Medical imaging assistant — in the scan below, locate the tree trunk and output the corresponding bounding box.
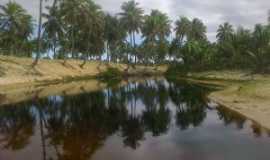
[71,28,75,58]
[125,33,133,72]
[80,57,87,68]
[129,33,133,63]
[107,42,110,62]
[80,53,88,69]
[32,0,43,67]
[97,55,102,71]
[133,31,136,65]
[53,45,56,59]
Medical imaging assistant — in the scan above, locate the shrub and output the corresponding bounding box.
[98,67,122,81]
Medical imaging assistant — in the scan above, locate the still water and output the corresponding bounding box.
[0,78,269,160]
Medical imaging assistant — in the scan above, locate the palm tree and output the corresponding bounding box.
[42,0,63,58]
[119,0,144,65]
[0,2,33,56]
[231,26,252,67]
[141,10,171,64]
[78,0,105,68]
[189,18,207,41]
[59,0,81,58]
[174,16,191,45]
[33,0,47,66]
[216,22,234,42]
[104,14,126,62]
[247,24,270,72]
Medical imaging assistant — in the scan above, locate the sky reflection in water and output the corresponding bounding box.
[0,78,269,160]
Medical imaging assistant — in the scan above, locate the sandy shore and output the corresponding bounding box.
[187,71,270,130]
[0,55,167,87]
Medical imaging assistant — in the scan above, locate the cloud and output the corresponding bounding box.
[1,0,270,41]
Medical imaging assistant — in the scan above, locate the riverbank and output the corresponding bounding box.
[186,70,270,130]
[0,77,164,106]
[0,55,168,87]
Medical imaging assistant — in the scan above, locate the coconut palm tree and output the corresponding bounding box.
[42,0,63,58]
[217,22,234,43]
[141,10,171,64]
[0,2,33,56]
[189,18,207,41]
[104,14,126,62]
[247,24,270,72]
[230,26,252,67]
[33,0,48,66]
[119,0,144,64]
[78,0,105,68]
[174,16,191,45]
[59,0,82,58]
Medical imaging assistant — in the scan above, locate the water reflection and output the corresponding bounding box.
[0,103,35,150]
[169,81,207,130]
[0,78,269,160]
[217,106,246,129]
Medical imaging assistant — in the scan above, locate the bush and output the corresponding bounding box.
[165,64,189,77]
[98,67,122,81]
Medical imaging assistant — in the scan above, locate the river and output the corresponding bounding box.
[0,78,269,160]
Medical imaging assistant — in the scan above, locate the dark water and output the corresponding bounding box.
[0,78,269,160]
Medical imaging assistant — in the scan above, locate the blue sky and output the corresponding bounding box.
[1,0,270,41]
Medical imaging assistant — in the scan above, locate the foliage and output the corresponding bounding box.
[0,2,33,56]
[98,67,123,82]
[141,10,171,64]
[119,0,144,64]
[0,1,270,73]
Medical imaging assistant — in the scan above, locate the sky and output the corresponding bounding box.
[1,0,270,41]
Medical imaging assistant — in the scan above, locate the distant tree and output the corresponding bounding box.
[141,10,171,64]
[119,0,144,65]
[104,14,126,62]
[59,0,82,58]
[59,0,105,68]
[33,0,47,66]
[248,24,270,72]
[171,16,191,60]
[0,2,33,56]
[189,18,207,41]
[42,0,63,58]
[231,26,252,68]
[77,0,105,68]
[217,22,234,43]
[174,16,191,45]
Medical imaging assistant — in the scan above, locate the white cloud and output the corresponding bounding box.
[1,0,270,41]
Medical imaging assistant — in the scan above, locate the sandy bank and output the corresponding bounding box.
[0,55,168,87]
[187,70,270,130]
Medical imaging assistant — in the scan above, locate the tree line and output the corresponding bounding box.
[0,0,270,72]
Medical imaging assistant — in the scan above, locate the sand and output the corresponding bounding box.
[0,55,168,87]
[187,70,270,130]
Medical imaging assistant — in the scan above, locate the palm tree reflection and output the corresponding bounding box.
[168,80,207,130]
[0,102,35,150]
[0,79,257,160]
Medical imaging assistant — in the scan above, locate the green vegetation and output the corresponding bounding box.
[1,0,270,73]
[97,67,122,81]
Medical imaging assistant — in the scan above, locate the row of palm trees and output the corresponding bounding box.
[0,0,270,71]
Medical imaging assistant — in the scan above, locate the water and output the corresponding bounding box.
[0,78,269,160]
